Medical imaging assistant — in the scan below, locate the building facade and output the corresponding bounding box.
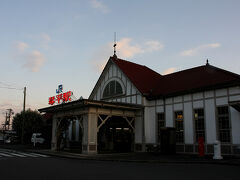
[39,55,240,155]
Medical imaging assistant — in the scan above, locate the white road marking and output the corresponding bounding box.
[16,152,39,157]
[29,153,49,157]
[7,152,27,157]
[0,151,50,158]
[0,153,14,157]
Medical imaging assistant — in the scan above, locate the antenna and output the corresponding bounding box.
[113,32,117,57]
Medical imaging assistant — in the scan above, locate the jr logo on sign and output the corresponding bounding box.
[56,84,63,94]
[48,84,73,105]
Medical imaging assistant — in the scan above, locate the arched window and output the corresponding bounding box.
[103,80,123,98]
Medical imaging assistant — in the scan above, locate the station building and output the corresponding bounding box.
[39,55,240,155]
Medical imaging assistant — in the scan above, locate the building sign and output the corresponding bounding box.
[48,84,73,105]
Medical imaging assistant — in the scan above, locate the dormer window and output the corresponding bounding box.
[103,80,123,98]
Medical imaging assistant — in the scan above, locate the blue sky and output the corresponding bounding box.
[1,0,240,125]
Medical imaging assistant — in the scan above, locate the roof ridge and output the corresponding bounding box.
[163,63,240,79]
[207,64,240,79]
[163,65,206,77]
[111,56,162,76]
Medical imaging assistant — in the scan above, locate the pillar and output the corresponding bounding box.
[82,113,98,154]
[51,116,58,150]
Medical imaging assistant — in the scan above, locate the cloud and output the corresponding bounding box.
[90,0,109,13]
[90,38,164,72]
[144,40,164,52]
[40,33,51,49]
[117,38,143,58]
[26,32,51,49]
[12,33,49,72]
[23,50,46,72]
[14,42,29,53]
[117,38,164,58]
[40,33,51,42]
[90,43,111,72]
[162,67,177,75]
[181,43,221,56]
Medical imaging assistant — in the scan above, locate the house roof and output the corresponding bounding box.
[112,56,162,95]
[111,56,240,99]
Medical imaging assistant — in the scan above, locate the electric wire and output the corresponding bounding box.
[0,81,23,90]
[0,86,23,90]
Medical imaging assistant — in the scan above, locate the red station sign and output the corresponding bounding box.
[48,85,73,105]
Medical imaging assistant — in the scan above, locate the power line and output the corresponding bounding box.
[0,86,23,90]
[0,81,12,86]
[0,81,23,90]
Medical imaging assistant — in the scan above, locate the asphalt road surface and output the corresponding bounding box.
[0,150,239,180]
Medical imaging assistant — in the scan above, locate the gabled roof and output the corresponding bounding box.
[111,56,162,95]
[151,64,240,98]
[111,56,240,99]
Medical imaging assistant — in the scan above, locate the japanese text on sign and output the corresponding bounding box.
[48,91,72,105]
[48,84,73,105]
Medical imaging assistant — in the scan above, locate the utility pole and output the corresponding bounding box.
[23,87,26,112]
[5,109,14,130]
[21,87,26,144]
[4,112,7,130]
[3,109,14,144]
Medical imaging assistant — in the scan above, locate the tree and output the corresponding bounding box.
[12,109,44,144]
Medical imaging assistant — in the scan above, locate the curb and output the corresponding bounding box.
[26,149,240,166]
[1,146,240,166]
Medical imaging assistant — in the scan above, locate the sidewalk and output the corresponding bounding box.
[1,144,240,166]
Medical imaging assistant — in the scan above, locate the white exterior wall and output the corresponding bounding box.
[142,87,240,147]
[144,106,156,143]
[184,102,194,144]
[166,104,174,127]
[91,62,142,104]
[135,116,143,143]
[205,98,216,144]
[231,107,240,144]
[229,86,240,145]
[90,60,240,152]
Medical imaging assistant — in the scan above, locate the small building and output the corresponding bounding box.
[39,55,240,155]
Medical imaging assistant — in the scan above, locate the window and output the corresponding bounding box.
[103,80,123,98]
[175,111,184,143]
[194,109,205,143]
[217,106,231,143]
[157,113,165,143]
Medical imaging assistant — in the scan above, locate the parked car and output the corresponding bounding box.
[0,136,4,144]
[4,137,11,144]
[31,133,45,146]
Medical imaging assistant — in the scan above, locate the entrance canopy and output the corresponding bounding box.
[38,99,143,114]
[38,99,143,154]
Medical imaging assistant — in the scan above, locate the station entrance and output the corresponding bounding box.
[97,115,135,153]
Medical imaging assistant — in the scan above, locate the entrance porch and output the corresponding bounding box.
[38,99,144,154]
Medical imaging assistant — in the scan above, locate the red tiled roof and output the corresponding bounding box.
[112,57,162,95]
[112,56,240,99]
[152,64,240,98]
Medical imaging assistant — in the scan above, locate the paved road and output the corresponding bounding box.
[0,149,49,158]
[0,150,239,180]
